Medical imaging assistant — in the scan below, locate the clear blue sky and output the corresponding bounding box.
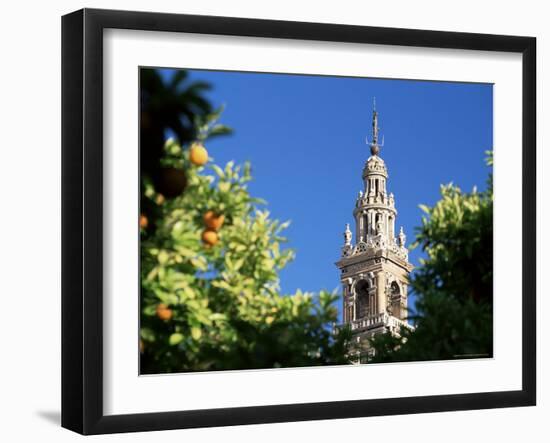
[158,68,493,316]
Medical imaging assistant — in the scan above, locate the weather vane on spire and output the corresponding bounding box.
[366,97,384,156]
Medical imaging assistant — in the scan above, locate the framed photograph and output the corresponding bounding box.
[62,8,536,435]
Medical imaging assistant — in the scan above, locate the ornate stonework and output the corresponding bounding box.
[335,102,414,363]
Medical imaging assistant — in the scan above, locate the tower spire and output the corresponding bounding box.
[368,98,383,156]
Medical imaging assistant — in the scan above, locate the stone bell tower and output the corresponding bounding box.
[335,101,413,362]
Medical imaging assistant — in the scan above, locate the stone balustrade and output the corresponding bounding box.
[336,313,414,333]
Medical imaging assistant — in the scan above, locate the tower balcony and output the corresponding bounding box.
[336,312,415,335]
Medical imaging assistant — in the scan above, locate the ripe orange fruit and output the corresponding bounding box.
[201,229,219,246]
[189,143,208,166]
[156,303,173,321]
[203,211,225,231]
[139,339,145,353]
[139,214,148,229]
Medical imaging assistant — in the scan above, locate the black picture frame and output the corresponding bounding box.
[62,8,536,435]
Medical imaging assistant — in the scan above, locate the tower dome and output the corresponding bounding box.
[363,155,388,180]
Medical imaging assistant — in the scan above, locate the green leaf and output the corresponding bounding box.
[211,164,225,178]
[419,204,431,214]
[232,258,245,271]
[169,333,184,346]
[210,124,233,137]
[140,328,155,342]
[190,257,208,271]
[191,327,202,340]
[158,250,169,264]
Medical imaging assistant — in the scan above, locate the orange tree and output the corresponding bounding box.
[139,71,350,373]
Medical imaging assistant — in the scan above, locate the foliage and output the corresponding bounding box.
[140,70,233,223]
[140,70,349,373]
[140,69,216,179]
[368,152,494,363]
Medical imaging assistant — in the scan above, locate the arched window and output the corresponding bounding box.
[355,280,370,319]
[389,281,402,318]
[390,281,400,298]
